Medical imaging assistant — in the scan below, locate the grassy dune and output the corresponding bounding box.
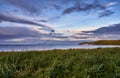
[0,48,120,78]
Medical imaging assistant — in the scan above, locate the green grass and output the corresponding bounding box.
[0,48,120,78]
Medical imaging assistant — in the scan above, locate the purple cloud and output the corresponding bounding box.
[62,0,114,17]
[80,23,120,39]
[0,12,53,31]
[4,0,40,14]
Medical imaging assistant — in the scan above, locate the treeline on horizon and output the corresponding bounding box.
[0,48,120,78]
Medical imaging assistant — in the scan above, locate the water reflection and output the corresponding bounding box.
[0,44,120,52]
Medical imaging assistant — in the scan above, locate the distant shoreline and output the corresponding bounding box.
[79,40,120,45]
[0,46,120,52]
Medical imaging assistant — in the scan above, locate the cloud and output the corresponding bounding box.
[1,0,116,19]
[3,0,62,15]
[36,19,48,23]
[99,10,114,17]
[1,23,120,43]
[0,0,119,42]
[0,26,75,43]
[4,0,40,14]
[81,23,120,40]
[105,2,118,7]
[0,12,53,31]
[6,38,25,42]
[62,0,114,17]
[0,27,42,40]
[52,4,62,10]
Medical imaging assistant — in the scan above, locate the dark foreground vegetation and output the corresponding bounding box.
[0,48,120,78]
[80,40,120,45]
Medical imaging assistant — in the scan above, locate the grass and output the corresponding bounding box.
[0,48,120,78]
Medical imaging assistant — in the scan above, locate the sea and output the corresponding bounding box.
[0,44,120,52]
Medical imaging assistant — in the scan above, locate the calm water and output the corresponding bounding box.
[0,44,120,52]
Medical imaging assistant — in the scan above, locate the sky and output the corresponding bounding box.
[0,0,120,44]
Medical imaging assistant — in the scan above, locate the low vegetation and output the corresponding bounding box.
[80,40,120,45]
[0,48,120,78]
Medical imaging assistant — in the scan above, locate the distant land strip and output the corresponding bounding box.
[79,40,120,45]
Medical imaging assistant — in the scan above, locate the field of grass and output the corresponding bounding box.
[80,40,120,45]
[0,48,120,78]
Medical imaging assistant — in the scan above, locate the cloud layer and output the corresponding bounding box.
[1,0,116,17]
[0,27,41,40]
[80,23,120,40]
[0,12,53,31]
[0,23,120,44]
[0,0,119,44]
[0,27,70,43]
